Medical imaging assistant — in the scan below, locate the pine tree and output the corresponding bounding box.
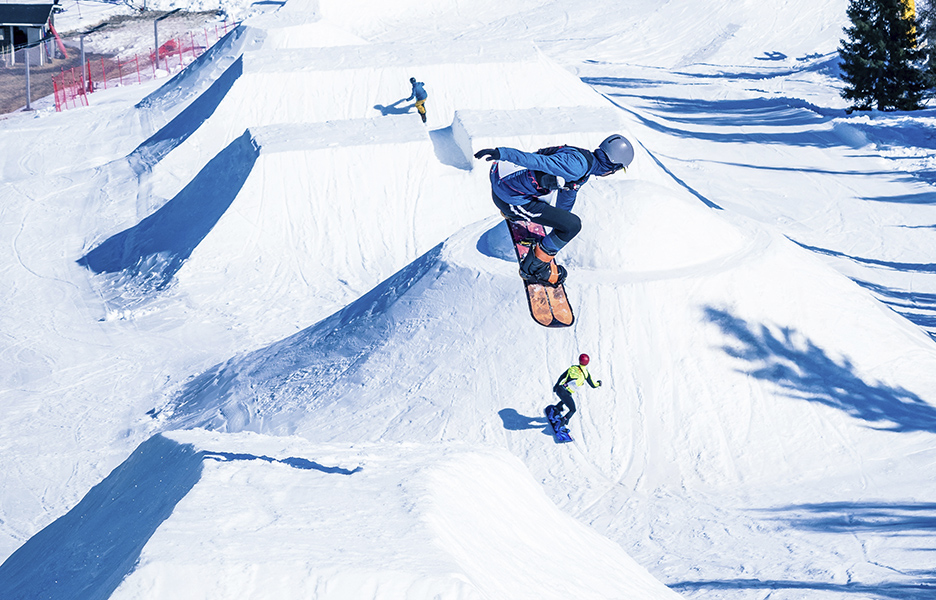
[839,0,928,112]
[917,0,936,87]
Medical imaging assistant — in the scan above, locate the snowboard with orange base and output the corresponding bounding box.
[505,218,574,328]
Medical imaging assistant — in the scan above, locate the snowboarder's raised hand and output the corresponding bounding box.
[474,148,500,161]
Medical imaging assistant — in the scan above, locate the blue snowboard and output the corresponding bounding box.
[545,406,573,443]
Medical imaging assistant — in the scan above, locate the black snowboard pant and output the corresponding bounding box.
[552,384,577,422]
[493,193,582,251]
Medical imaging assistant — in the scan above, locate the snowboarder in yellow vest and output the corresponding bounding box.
[549,353,602,426]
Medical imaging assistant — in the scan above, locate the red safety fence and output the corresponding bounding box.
[52,20,237,112]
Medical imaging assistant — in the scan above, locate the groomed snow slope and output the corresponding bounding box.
[1,431,683,600]
[149,171,936,594]
[3,0,936,599]
[141,30,608,206]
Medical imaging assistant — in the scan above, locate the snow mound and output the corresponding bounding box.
[567,179,750,275]
[0,431,682,600]
[460,178,751,277]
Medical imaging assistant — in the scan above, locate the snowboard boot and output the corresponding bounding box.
[519,243,567,286]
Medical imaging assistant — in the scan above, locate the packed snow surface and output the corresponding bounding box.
[3,0,936,599]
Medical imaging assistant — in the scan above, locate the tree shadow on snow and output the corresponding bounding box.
[787,239,936,342]
[672,502,936,598]
[671,576,936,599]
[703,306,936,433]
[854,279,936,342]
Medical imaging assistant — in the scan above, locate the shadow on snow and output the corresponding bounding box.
[203,451,362,475]
[497,408,552,437]
[128,56,243,174]
[671,577,936,599]
[77,131,259,292]
[671,503,936,598]
[703,307,936,433]
[0,434,361,600]
[0,435,202,600]
[790,239,936,342]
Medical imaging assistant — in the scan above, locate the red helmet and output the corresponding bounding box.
[578,353,590,366]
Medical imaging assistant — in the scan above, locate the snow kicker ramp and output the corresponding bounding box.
[149,172,936,591]
[0,431,683,600]
[142,36,609,201]
[80,115,494,347]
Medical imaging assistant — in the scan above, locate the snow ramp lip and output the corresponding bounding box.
[150,243,446,431]
[0,434,203,600]
[78,130,261,287]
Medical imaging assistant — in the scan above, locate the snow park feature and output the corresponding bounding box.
[3,0,936,599]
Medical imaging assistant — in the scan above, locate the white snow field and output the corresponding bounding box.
[3,0,936,599]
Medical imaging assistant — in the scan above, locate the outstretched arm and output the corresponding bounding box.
[496,147,590,182]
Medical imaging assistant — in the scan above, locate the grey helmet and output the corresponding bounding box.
[597,134,634,169]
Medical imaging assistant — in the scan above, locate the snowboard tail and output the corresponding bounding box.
[505,219,574,328]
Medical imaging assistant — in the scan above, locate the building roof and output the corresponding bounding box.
[0,4,54,27]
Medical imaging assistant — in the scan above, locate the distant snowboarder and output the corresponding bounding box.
[474,135,634,285]
[548,353,602,427]
[406,77,428,123]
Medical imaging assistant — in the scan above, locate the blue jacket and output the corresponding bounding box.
[489,146,595,210]
[407,81,427,101]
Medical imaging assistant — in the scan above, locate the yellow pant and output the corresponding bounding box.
[415,99,426,116]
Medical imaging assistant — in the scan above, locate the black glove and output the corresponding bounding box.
[474,148,500,161]
[596,380,602,387]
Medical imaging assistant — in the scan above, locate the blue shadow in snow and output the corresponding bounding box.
[77,131,259,290]
[704,307,936,433]
[0,435,364,600]
[791,239,936,274]
[613,96,842,147]
[764,501,936,534]
[152,244,447,431]
[203,451,362,475]
[641,145,722,209]
[671,502,936,598]
[374,98,413,116]
[755,51,788,61]
[862,191,936,204]
[128,56,243,173]
[790,240,936,340]
[626,95,839,126]
[854,280,936,339]
[498,408,550,434]
[0,435,203,600]
[671,577,936,598]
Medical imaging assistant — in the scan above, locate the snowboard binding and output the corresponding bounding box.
[519,241,567,286]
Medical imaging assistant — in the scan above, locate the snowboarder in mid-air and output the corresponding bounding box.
[406,77,428,123]
[548,353,602,427]
[474,134,634,285]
